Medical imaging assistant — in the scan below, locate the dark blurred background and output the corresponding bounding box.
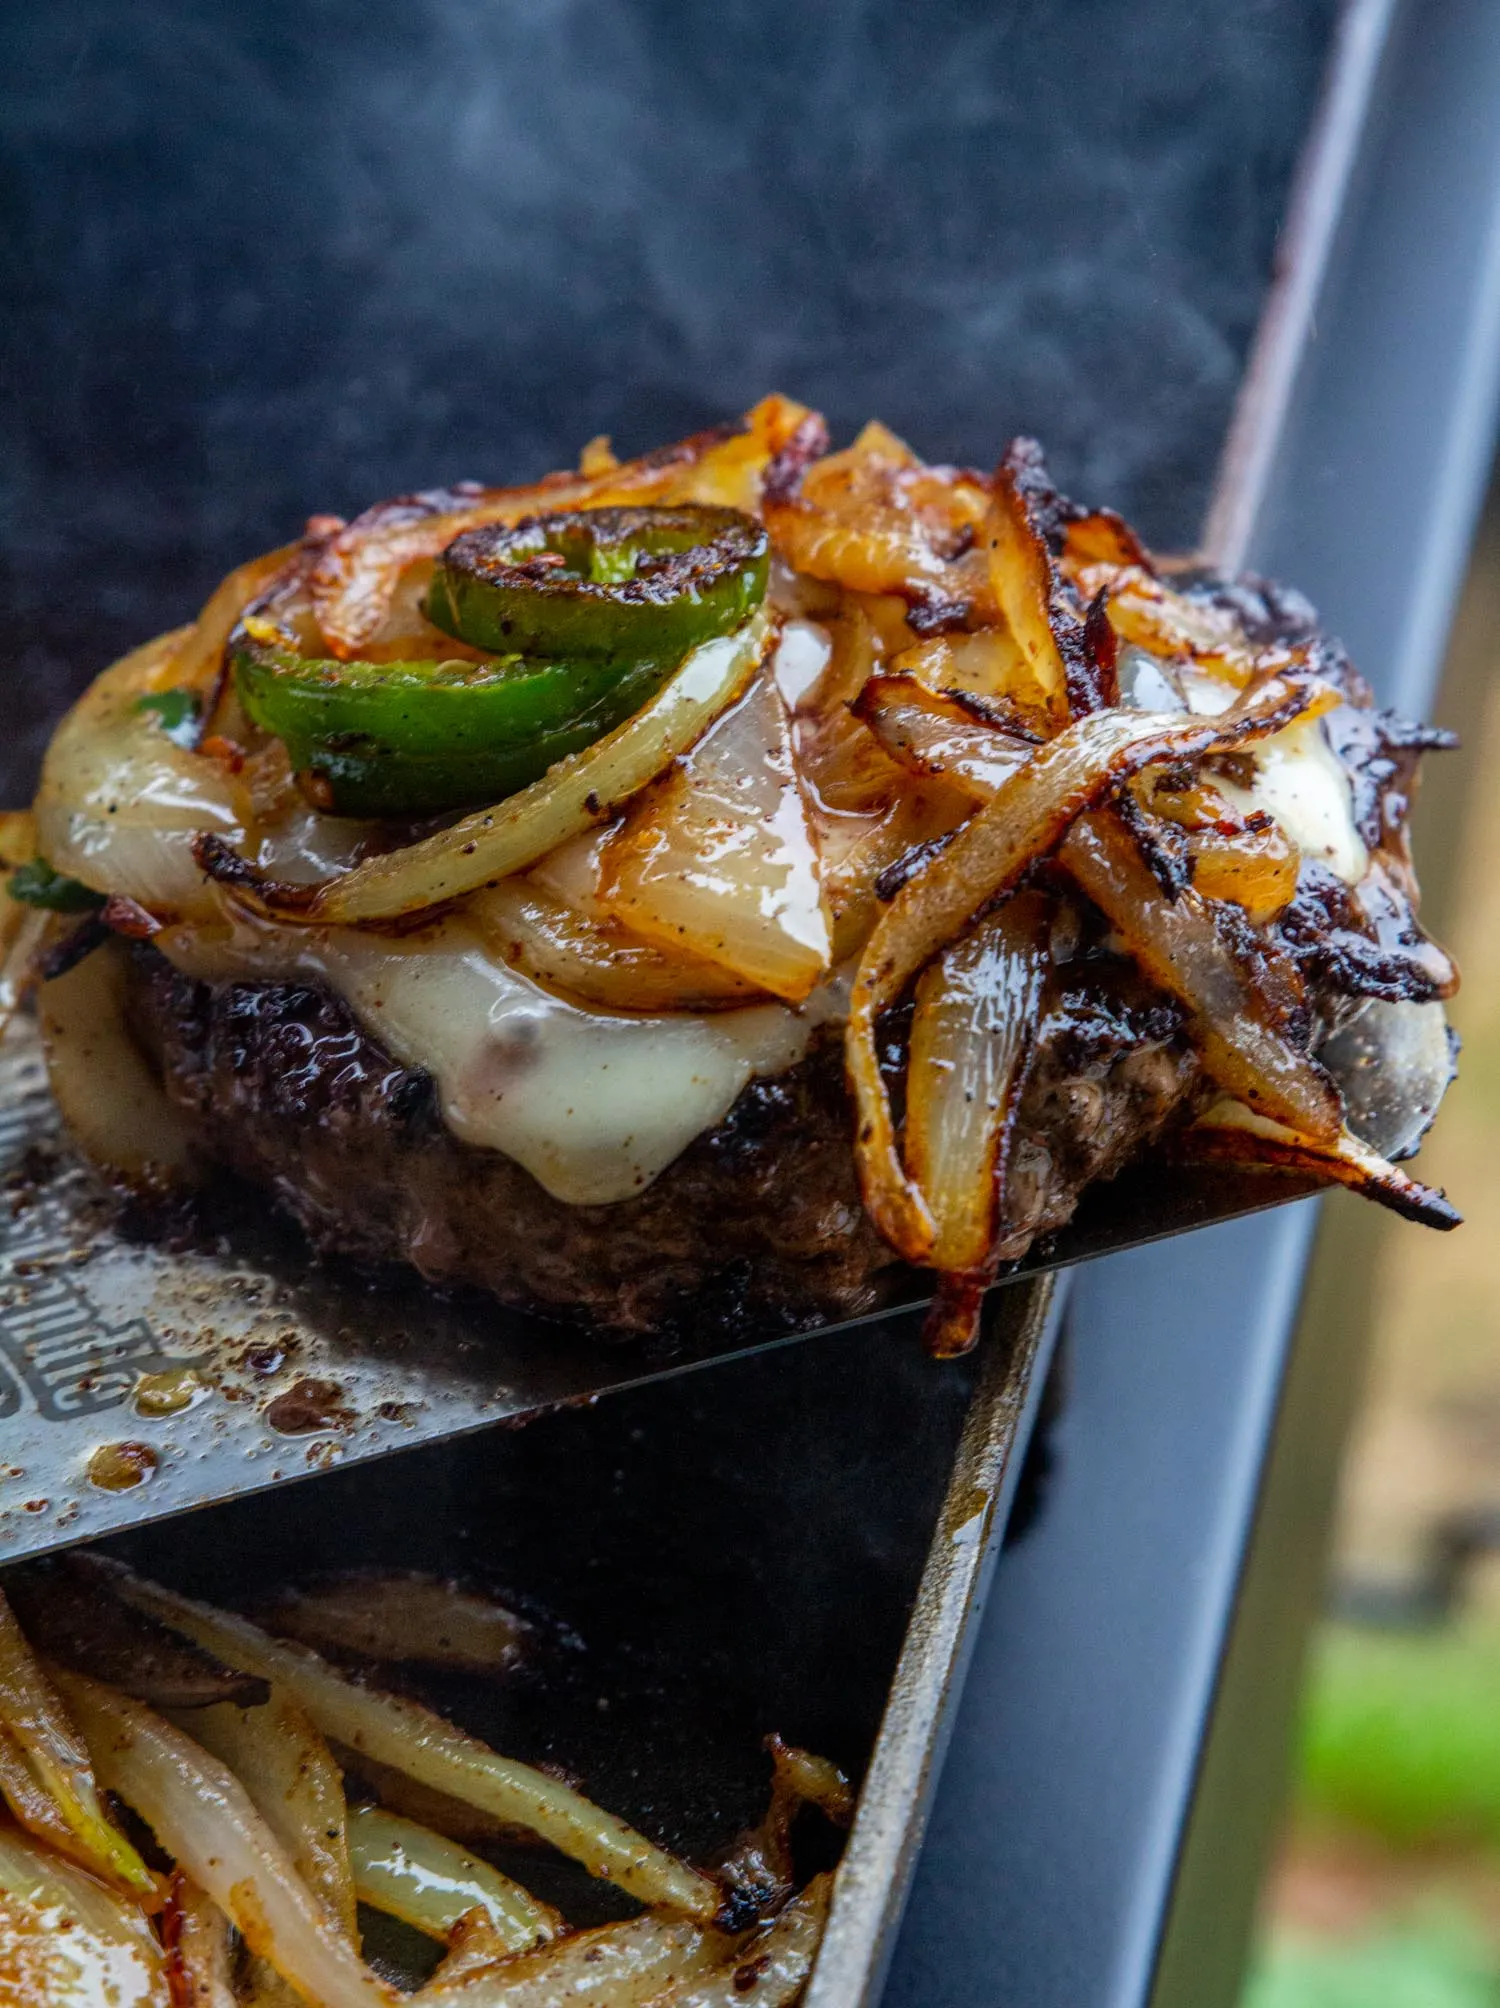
[0,0,1335,800]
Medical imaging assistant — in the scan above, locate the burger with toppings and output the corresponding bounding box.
[2,396,1460,1353]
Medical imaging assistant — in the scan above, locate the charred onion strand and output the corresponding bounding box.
[56,1671,397,2007]
[846,676,1327,1260]
[650,1874,832,2008]
[108,1570,723,1920]
[985,440,1090,725]
[865,679,1345,1142]
[1057,812,1341,1140]
[201,611,773,928]
[1184,1099,1460,1227]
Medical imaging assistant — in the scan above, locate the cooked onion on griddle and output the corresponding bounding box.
[0,1559,845,2006]
[12,399,1460,1351]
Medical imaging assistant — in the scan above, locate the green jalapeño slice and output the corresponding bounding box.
[233,505,768,819]
[424,505,769,662]
[234,638,675,819]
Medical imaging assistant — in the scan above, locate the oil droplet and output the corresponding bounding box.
[86,1442,159,1492]
[265,1378,352,1436]
[133,1366,208,1418]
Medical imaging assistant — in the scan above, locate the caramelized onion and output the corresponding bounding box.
[253,1573,537,1680]
[1057,812,1341,1141]
[888,628,1036,712]
[420,1911,739,2007]
[653,1874,831,2008]
[35,628,250,920]
[1182,818,1300,922]
[0,906,49,1046]
[0,812,36,870]
[172,1685,356,1938]
[984,444,1083,726]
[855,675,1036,798]
[205,611,773,928]
[0,1824,167,2008]
[1069,560,1296,696]
[763,422,992,620]
[165,543,301,700]
[599,668,831,1002]
[847,678,1325,1260]
[0,1722,84,1863]
[904,890,1050,1266]
[37,940,198,1191]
[165,1876,236,2008]
[471,881,762,1011]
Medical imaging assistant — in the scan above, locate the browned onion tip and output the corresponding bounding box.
[191,830,316,916]
[1183,1108,1461,1229]
[922,1276,987,1358]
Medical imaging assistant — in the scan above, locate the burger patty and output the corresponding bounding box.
[125,943,1204,1339]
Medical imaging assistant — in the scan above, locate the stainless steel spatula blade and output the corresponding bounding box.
[0,1016,1327,1562]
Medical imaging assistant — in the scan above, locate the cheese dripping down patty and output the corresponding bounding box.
[156,916,845,1205]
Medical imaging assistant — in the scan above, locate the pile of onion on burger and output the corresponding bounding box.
[1,395,1460,1353]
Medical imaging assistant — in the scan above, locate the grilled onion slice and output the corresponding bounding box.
[35,628,250,920]
[904,892,1050,1274]
[599,668,831,1002]
[419,1910,741,2007]
[170,1684,356,1938]
[0,1825,167,2008]
[347,1804,559,1951]
[471,882,763,1011]
[763,421,993,622]
[37,939,198,1191]
[0,1592,153,1897]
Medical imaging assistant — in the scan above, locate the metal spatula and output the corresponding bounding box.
[0,984,1448,1564]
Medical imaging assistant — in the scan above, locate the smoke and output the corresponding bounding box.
[0,0,1335,795]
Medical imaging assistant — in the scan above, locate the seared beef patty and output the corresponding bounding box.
[125,943,1204,1338]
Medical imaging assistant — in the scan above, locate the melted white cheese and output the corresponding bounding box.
[1172,665,1368,885]
[158,916,831,1204]
[1215,714,1368,886]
